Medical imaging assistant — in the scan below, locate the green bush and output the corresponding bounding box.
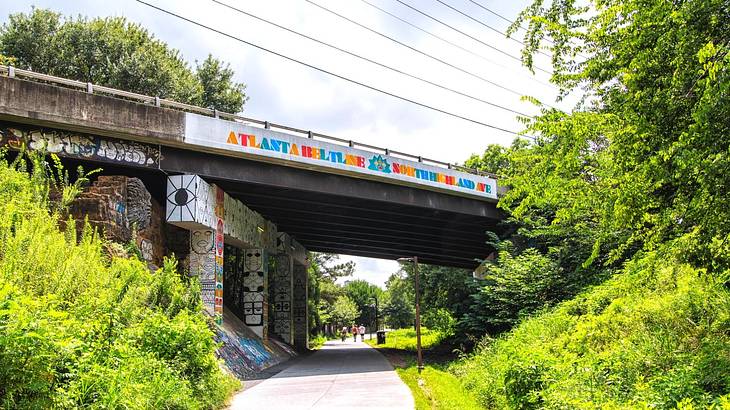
[453,239,730,409]
[422,308,456,337]
[0,155,238,409]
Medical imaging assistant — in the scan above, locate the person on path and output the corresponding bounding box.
[351,324,358,342]
[358,324,366,341]
[340,326,348,342]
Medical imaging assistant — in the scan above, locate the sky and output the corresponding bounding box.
[0,0,574,287]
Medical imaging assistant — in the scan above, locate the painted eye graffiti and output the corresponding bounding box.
[166,175,197,221]
[174,188,193,206]
[168,187,195,207]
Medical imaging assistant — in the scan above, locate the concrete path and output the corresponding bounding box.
[229,339,414,409]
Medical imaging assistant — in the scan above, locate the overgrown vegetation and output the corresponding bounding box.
[396,363,482,410]
[0,153,238,409]
[375,0,730,408]
[445,0,730,407]
[454,241,730,408]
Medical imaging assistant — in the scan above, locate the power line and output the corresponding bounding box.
[390,0,553,75]
[432,0,551,58]
[212,0,532,117]
[465,0,591,59]
[134,0,527,136]
[304,0,544,107]
[465,0,522,28]
[358,0,556,89]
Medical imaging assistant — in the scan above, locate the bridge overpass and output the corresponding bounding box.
[0,67,502,350]
[0,68,502,268]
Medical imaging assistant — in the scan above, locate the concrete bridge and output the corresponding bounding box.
[0,67,502,354]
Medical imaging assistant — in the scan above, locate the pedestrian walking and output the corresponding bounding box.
[351,324,358,342]
[340,326,348,342]
[358,324,366,341]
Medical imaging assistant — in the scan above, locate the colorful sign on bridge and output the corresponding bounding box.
[184,114,497,200]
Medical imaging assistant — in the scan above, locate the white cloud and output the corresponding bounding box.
[336,255,400,289]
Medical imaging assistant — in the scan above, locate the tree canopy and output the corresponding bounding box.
[0,8,248,113]
[503,0,730,271]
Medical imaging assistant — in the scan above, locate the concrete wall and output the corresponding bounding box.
[0,76,184,145]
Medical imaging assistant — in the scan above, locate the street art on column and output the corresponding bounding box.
[167,175,222,317]
[191,229,215,313]
[293,263,309,348]
[243,248,267,339]
[214,186,225,325]
[272,253,293,344]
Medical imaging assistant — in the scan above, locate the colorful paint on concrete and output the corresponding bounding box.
[272,252,293,344]
[243,248,267,338]
[293,263,309,349]
[0,122,159,167]
[215,310,296,380]
[214,186,225,325]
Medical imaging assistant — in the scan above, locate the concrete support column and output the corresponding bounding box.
[190,229,216,314]
[182,181,224,324]
[243,248,268,339]
[213,186,224,325]
[293,263,309,349]
[271,253,294,344]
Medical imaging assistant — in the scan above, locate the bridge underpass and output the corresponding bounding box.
[0,69,503,380]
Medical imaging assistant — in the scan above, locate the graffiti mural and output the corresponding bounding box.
[166,175,198,223]
[166,175,216,229]
[215,310,297,380]
[272,252,293,344]
[214,186,225,325]
[140,239,154,262]
[293,263,309,348]
[243,248,267,338]
[191,229,215,312]
[0,123,159,167]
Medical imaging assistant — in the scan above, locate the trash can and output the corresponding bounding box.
[377,330,386,345]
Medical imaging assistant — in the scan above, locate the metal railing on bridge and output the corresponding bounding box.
[0,64,497,179]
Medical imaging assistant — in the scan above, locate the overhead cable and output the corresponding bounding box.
[212,0,532,116]
[304,0,546,105]
[358,0,556,89]
[134,0,528,136]
[432,0,551,58]
[390,0,553,75]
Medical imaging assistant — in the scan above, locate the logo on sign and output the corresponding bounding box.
[368,155,391,174]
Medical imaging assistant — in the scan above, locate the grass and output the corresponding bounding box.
[370,329,481,409]
[365,328,447,351]
[396,363,483,410]
[452,239,730,409]
[375,348,482,410]
[0,154,239,409]
[308,334,336,350]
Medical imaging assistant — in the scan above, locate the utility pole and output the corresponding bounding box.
[413,256,423,373]
[398,256,424,373]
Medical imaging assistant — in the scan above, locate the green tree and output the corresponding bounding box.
[382,270,414,329]
[343,279,383,327]
[195,54,248,113]
[464,141,520,177]
[307,253,354,335]
[507,0,730,271]
[0,8,248,112]
[329,295,359,328]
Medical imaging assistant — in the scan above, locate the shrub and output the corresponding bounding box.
[0,155,238,409]
[453,239,730,409]
[422,308,456,337]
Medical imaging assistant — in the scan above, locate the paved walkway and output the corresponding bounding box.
[229,339,414,409]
